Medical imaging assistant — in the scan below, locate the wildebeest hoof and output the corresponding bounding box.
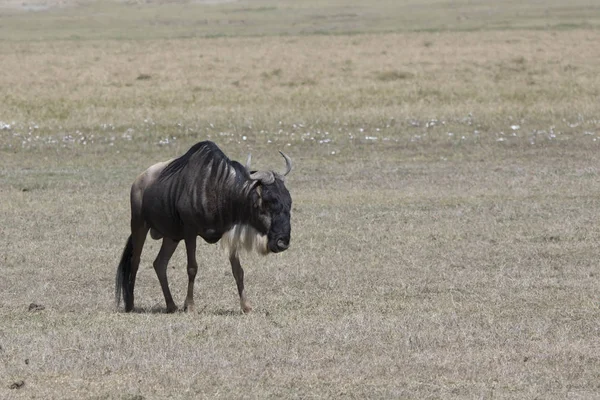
[184,302,195,313]
[241,302,253,314]
[166,304,178,313]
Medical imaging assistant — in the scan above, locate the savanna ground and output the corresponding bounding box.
[1,0,600,398]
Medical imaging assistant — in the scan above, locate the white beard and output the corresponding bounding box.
[220,224,269,257]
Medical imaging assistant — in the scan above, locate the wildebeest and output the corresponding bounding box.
[115,141,292,313]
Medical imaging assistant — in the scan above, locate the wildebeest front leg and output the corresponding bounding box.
[153,238,179,313]
[183,235,198,313]
[230,254,252,313]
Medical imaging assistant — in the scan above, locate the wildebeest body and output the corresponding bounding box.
[141,142,253,243]
[116,140,292,314]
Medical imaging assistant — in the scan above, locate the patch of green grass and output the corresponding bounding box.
[1,0,600,41]
[228,6,278,13]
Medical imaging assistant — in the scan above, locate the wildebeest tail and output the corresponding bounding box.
[115,235,133,309]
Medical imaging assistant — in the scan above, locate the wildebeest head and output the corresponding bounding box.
[247,152,292,254]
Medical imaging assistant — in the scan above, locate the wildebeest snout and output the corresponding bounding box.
[269,236,290,253]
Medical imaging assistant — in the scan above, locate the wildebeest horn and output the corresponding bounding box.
[246,153,252,170]
[250,171,275,184]
[279,151,292,176]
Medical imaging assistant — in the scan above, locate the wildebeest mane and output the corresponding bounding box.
[158,141,255,206]
[159,141,228,181]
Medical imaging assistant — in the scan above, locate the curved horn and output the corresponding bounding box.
[246,153,252,170]
[279,151,292,176]
[250,171,275,185]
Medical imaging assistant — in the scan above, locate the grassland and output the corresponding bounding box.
[2,0,600,41]
[1,1,600,399]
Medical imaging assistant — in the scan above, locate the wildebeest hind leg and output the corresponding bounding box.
[230,254,252,313]
[153,238,179,313]
[183,235,198,313]
[126,225,150,312]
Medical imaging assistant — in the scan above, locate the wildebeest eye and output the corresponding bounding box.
[265,199,284,214]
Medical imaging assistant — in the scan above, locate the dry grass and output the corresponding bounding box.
[1,1,600,399]
[2,30,600,149]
